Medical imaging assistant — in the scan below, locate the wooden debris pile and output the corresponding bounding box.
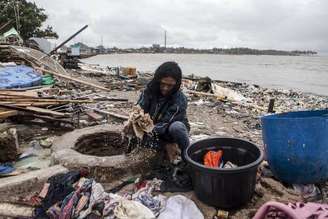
[0,89,93,124]
[0,123,18,163]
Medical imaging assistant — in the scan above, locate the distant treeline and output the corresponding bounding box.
[211,48,317,56]
[107,46,317,56]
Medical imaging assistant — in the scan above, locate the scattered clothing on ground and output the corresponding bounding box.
[27,167,203,219]
[34,170,87,218]
[114,199,155,219]
[158,195,204,219]
[132,179,165,216]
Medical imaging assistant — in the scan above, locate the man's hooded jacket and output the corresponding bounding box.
[137,62,190,136]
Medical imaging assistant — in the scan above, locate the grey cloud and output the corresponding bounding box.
[31,0,328,51]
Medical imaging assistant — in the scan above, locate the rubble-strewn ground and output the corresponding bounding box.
[90,80,327,218]
[1,66,328,218]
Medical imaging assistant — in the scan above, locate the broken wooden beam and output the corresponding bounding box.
[85,107,129,120]
[0,102,64,107]
[35,67,111,92]
[0,109,18,119]
[25,106,70,117]
[0,97,94,103]
[0,91,39,98]
[86,110,104,121]
[93,97,128,102]
[0,104,70,118]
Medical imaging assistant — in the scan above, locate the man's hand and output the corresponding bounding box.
[122,120,134,137]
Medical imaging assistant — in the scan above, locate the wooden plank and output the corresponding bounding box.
[0,85,52,92]
[0,109,18,119]
[0,97,94,103]
[86,111,103,121]
[0,91,38,98]
[25,106,69,117]
[93,97,128,102]
[0,104,69,118]
[35,67,111,92]
[85,107,129,120]
[0,102,61,107]
[15,102,61,107]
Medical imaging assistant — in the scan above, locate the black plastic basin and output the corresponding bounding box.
[185,137,263,209]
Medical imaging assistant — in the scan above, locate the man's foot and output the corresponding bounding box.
[165,143,181,164]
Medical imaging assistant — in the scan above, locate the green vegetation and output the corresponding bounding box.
[0,0,58,39]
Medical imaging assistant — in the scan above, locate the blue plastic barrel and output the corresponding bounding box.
[261,110,328,184]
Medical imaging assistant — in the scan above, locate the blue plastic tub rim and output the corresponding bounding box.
[261,109,328,120]
[184,137,264,174]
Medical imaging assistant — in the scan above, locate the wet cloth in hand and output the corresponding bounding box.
[123,106,154,140]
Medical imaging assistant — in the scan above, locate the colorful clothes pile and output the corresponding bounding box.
[31,171,202,219]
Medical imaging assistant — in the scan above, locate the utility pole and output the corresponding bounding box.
[13,0,20,33]
[49,24,88,55]
[164,30,167,48]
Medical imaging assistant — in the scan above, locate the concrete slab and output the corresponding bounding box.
[0,165,68,200]
[51,125,157,182]
[0,203,34,218]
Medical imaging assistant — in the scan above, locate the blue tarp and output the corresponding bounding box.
[0,163,15,174]
[0,65,42,89]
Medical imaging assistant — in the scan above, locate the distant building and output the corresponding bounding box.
[29,37,55,54]
[152,44,161,52]
[90,47,99,54]
[152,44,160,49]
[105,48,112,53]
[96,45,105,54]
[70,42,92,56]
[0,27,23,45]
[70,44,80,56]
[57,45,69,54]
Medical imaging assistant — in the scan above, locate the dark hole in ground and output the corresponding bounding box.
[75,131,127,156]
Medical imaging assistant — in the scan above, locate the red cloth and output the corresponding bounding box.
[204,150,223,168]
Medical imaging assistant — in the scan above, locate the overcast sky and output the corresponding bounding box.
[31,0,328,51]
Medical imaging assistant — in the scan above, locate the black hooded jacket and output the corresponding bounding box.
[137,62,190,136]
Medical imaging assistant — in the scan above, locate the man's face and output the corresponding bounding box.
[160,76,177,96]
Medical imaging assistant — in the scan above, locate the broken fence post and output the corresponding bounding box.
[267,98,275,113]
